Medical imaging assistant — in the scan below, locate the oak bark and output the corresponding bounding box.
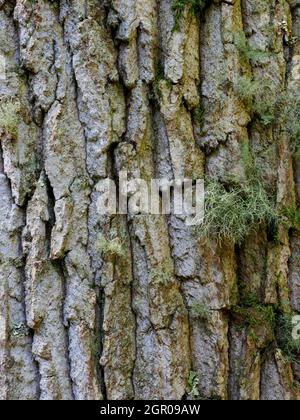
[0,0,299,400]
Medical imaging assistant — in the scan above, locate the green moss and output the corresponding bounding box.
[236,75,300,134]
[232,295,300,360]
[234,31,272,64]
[190,301,210,321]
[0,99,21,139]
[187,370,222,400]
[192,142,279,244]
[233,300,276,330]
[172,0,207,31]
[232,295,276,347]
[280,207,300,231]
[97,234,126,259]
[187,371,200,399]
[193,103,205,132]
[254,83,277,126]
[155,62,164,82]
[150,264,173,285]
[240,141,255,178]
[277,313,300,362]
[194,177,276,245]
[235,76,277,126]
[235,76,258,109]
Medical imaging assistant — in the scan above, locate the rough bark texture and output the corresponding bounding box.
[0,0,300,400]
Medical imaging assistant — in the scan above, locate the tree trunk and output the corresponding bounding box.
[0,0,299,400]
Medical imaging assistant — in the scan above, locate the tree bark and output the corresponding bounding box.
[0,0,299,400]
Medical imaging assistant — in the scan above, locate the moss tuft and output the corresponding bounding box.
[235,76,277,126]
[187,371,200,399]
[193,103,205,132]
[154,62,172,99]
[233,301,276,330]
[97,234,126,259]
[280,206,300,231]
[234,31,272,64]
[172,0,207,31]
[194,178,276,245]
[190,301,210,321]
[277,313,300,362]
